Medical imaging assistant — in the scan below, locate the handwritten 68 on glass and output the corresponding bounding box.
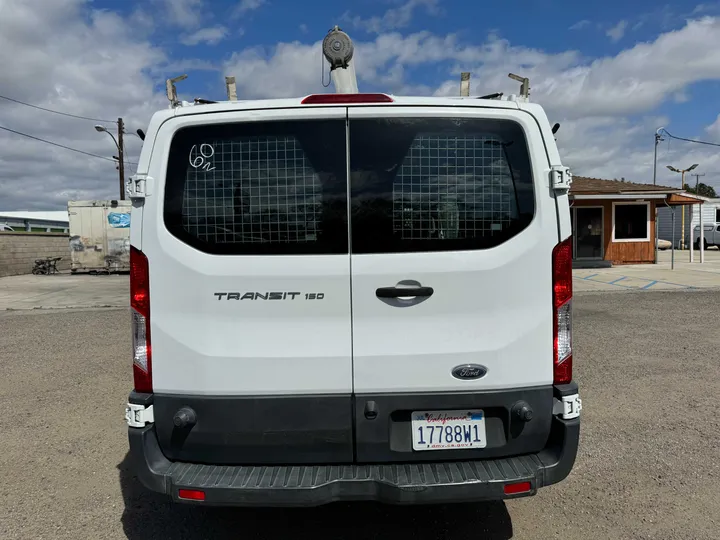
[189,144,216,172]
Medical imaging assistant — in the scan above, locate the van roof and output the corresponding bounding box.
[168,95,525,119]
[136,95,556,174]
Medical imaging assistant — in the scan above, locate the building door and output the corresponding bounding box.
[574,207,604,259]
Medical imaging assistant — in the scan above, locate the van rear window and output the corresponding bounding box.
[349,117,535,254]
[163,120,348,255]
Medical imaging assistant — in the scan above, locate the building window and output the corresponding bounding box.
[613,202,649,241]
[715,208,720,223]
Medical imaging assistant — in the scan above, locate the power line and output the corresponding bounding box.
[659,128,720,148]
[0,94,115,124]
[0,124,137,164]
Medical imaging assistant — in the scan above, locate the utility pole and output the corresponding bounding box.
[652,129,664,185]
[117,118,125,200]
[691,172,706,193]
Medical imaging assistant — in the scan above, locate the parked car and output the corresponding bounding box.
[691,223,720,249]
[124,92,580,507]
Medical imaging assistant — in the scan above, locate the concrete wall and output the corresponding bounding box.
[0,232,70,277]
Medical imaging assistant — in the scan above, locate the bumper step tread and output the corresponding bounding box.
[172,456,538,489]
[129,416,579,506]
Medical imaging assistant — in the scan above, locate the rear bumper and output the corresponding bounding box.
[127,413,579,507]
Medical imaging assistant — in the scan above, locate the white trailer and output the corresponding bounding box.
[67,200,131,273]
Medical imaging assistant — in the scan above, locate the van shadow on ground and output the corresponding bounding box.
[118,453,514,540]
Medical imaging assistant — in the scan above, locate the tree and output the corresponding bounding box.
[683,183,717,198]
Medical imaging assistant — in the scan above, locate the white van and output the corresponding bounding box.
[125,91,580,506]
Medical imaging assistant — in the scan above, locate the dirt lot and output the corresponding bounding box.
[1,291,719,539]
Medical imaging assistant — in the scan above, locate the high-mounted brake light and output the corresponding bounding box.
[301,93,394,104]
[130,246,152,393]
[552,237,573,385]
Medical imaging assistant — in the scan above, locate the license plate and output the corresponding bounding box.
[411,409,487,451]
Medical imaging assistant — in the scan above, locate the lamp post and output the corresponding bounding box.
[95,119,125,200]
[666,163,698,251]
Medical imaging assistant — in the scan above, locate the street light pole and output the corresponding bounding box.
[94,120,126,200]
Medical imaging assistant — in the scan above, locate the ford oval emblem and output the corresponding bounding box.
[452,364,487,380]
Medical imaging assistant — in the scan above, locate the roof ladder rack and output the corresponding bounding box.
[508,73,530,100]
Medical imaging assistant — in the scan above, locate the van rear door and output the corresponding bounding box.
[142,107,354,463]
[347,106,557,459]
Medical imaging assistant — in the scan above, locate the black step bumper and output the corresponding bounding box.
[127,414,579,507]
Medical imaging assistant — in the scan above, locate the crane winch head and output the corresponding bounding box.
[322,26,354,70]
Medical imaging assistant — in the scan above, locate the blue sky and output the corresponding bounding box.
[1,0,720,209]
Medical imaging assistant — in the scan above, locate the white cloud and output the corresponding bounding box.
[433,17,720,121]
[223,42,322,98]
[344,0,440,34]
[569,20,590,30]
[181,25,229,45]
[158,0,204,28]
[232,0,266,18]
[606,20,628,42]
[4,2,720,211]
[129,7,155,34]
[224,16,720,119]
[692,4,718,15]
[706,114,720,139]
[222,31,470,98]
[427,17,720,187]
[162,59,220,73]
[225,15,720,188]
[0,0,167,209]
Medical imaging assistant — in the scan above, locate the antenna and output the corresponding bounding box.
[166,74,188,108]
[508,73,530,99]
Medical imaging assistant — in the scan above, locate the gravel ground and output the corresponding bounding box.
[1,291,719,539]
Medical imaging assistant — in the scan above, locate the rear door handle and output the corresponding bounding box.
[375,286,434,298]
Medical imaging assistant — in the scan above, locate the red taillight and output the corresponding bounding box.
[504,481,532,495]
[130,246,152,393]
[552,237,573,385]
[301,93,394,104]
[178,489,205,501]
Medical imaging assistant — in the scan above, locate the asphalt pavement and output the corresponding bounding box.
[1,291,719,539]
